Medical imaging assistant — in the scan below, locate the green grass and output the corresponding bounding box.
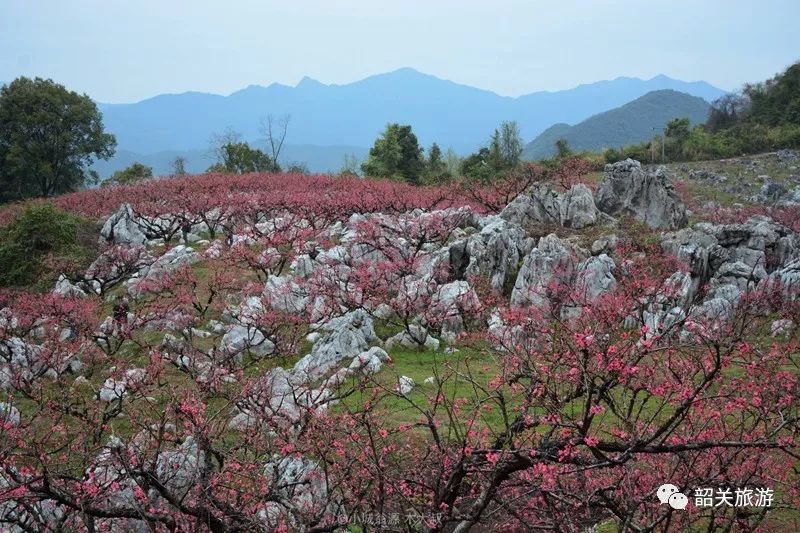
[337,345,513,435]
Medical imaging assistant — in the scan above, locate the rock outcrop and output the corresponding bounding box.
[127,245,200,297]
[451,215,534,293]
[595,159,687,229]
[500,183,606,230]
[662,216,800,300]
[293,310,377,381]
[100,203,148,246]
[221,326,276,360]
[575,254,617,301]
[511,234,576,307]
[385,324,441,351]
[0,402,20,427]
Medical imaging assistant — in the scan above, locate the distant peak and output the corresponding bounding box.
[297,76,324,88]
[390,67,422,74]
[379,67,436,79]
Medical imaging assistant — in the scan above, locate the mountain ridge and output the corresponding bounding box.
[97,68,724,104]
[92,68,726,175]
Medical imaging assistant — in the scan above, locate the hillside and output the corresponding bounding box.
[2,156,799,531]
[523,89,712,159]
[94,69,725,175]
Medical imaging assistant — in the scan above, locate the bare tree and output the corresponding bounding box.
[208,127,242,165]
[339,152,361,176]
[171,155,187,176]
[260,114,290,166]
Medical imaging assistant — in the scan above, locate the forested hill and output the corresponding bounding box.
[522,89,711,160]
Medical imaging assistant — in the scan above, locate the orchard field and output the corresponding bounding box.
[1,158,800,532]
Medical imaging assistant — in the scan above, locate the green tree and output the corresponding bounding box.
[213,142,279,174]
[665,117,692,159]
[0,77,116,201]
[497,120,524,167]
[555,138,573,159]
[460,147,495,182]
[361,124,424,184]
[421,142,451,183]
[105,162,153,186]
[665,118,691,142]
[443,148,462,178]
[744,62,800,126]
[706,94,750,132]
[461,121,525,181]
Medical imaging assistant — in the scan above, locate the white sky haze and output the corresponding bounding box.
[1,0,798,102]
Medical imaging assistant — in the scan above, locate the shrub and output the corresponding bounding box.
[0,203,96,288]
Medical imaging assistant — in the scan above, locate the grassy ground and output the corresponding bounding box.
[665,151,800,207]
[337,345,508,432]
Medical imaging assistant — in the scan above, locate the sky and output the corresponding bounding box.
[1,0,798,103]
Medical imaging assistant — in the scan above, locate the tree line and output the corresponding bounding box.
[0,75,534,202]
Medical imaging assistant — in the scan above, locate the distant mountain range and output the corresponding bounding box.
[93,68,727,175]
[91,145,369,178]
[522,90,712,160]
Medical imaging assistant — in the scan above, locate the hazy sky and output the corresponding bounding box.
[2,0,798,103]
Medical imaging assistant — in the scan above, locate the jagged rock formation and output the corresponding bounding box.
[651,215,800,333]
[293,310,377,380]
[15,162,798,531]
[0,402,20,427]
[221,326,276,359]
[500,183,608,229]
[126,245,199,297]
[595,159,688,229]
[511,234,576,307]
[575,254,617,301]
[100,203,149,245]
[662,215,800,297]
[446,215,534,293]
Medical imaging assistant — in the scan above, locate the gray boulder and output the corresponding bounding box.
[591,234,618,256]
[769,257,800,299]
[560,184,601,229]
[0,402,20,427]
[293,310,377,380]
[100,203,148,246]
[500,183,604,230]
[754,180,788,204]
[511,234,575,307]
[396,375,416,395]
[500,185,561,227]
[53,275,88,298]
[263,276,309,314]
[260,456,329,528]
[431,280,481,339]
[385,324,440,351]
[662,216,800,285]
[575,254,617,301]
[444,215,533,294]
[691,284,742,323]
[127,245,200,297]
[98,368,145,402]
[156,437,204,499]
[221,326,276,360]
[595,159,687,229]
[348,346,391,375]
